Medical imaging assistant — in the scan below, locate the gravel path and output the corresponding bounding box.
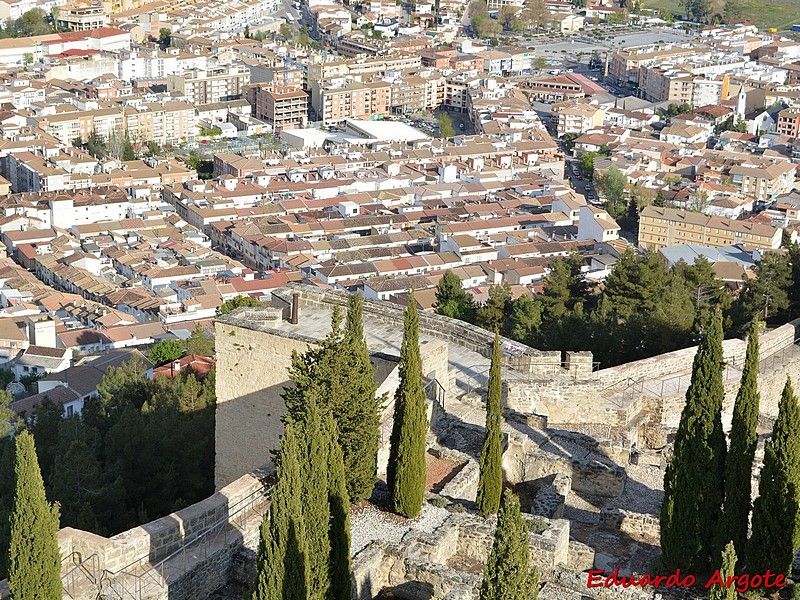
[350,502,450,556]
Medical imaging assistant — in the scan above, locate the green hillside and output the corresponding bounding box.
[643,0,800,30]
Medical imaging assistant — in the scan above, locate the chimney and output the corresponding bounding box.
[290,292,299,325]
[172,361,181,375]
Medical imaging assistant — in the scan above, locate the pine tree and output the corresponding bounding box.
[709,541,737,600]
[387,291,428,519]
[340,294,382,502]
[477,332,503,517]
[476,284,512,332]
[300,396,330,600]
[326,417,352,600]
[250,421,307,600]
[8,430,61,600]
[479,489,538,600]
[717,320,759,561]
[434,270,476,322]
[660,307,726,572]
[748,377,800,577]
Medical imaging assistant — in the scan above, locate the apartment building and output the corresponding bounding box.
[34,106,124,144]
[245,83,308,132]
[123,101,197,146]
[639,206,781,250]
[609,45,703,85]
[57,3,109,31]
[776,108,800,138]
[730,160,797,202]
[639,65,693,104]
[316,80,391,124]
[167,64,250,105]
[556,104,604,136]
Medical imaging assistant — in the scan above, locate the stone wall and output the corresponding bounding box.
[215,318,312,489]
[351,510,570,600]
[4,469,271,600]
[598,508,660,542]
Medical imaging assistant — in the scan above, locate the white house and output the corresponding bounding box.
[577,205,620,243]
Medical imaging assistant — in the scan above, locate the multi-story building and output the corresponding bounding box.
[639,65,693,104]
[315,80,391,124]
[608,45,704,86]
[730,160,797,202]
[245,84,308,132]
[167,64,250,105]
[556,104,604,136]
[57,3,109,31]
[123,101,197,146]
[776,108,800,138]
[639,206,782,250]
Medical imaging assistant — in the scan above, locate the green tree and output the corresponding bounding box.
[0,389,12,436]
[85,130,107,159]
[326,417,352,600]
[709,541,737,600]
[716,321,759,558]
[470,0,502,37]
[434,270,476,323]
[748,377,800,577]
[477,333,503,517]
[660,308,726,572]
[186,323,214,357]
[477,284,512,332]
[8,431,61,600]
[218,295,262,315]
[250,420,307,600]
[504,294,541,343]
[438,112,456,138]
[479,489,538,600]
[387,291,428,518]
[299,396,330,600]
[581,151,598,176]
[283,296,382,503]
[561,132,578,153]
[734,252,792,324]
[148,339,184,366]
[15,9,51,36]
[159,27,171,47]
[339,294,382,501]
[597,167,627,219]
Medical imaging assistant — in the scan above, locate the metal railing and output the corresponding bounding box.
[104,484,272,600]
[61,552,100,599]
[424,377,446,410]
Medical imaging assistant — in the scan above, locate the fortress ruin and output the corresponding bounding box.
[19,283,800,599]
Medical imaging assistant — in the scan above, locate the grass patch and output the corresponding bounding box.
[642,0,800,29]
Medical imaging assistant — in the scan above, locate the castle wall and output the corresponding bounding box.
[215,320,312,489]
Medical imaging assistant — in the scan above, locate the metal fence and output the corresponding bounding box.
[61,552,100,599]
[104,483,272,600]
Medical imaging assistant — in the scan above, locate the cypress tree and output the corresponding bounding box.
[341,293,383,502]
[660,307,726,572]
[284,298,383,503]
[387,291,428,519]
[477,332,503,517]
[709,541,737,600]
[747,377,800,577]
[250,421,307,600]
[717,320,759,561]
[8,430,61,600]
[300,396,330,600]
[326,417,352,600]
[479,489,538,600]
